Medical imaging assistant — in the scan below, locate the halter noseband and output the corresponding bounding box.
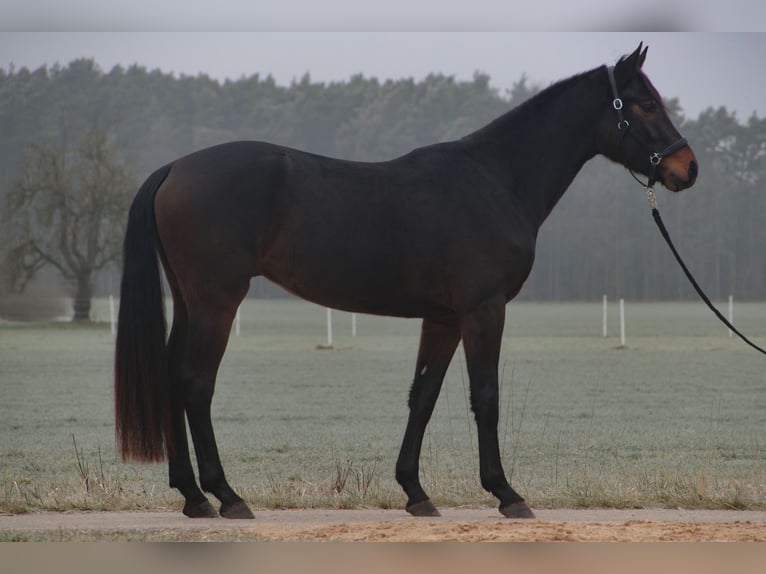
[607,66,688,191]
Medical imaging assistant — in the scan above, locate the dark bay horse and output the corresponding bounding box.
[115,44,697,519]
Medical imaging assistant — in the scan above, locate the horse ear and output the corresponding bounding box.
[638,44,648,68]
[614,42,645,86]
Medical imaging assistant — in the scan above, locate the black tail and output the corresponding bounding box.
[114,164,173,462]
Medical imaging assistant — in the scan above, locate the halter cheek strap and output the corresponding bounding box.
[607,66,687,189]
[607,65,630,132]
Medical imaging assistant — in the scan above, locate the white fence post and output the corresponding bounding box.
[351,312,357,338]
[619,298,626,347]
[235,305,241,337]
[326,308,333,347]
[109,295,116,336]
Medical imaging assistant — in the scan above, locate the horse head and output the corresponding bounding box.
[597,43,698,192]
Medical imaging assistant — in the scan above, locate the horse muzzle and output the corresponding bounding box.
[658,147,698,192]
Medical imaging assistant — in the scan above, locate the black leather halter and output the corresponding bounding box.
[607,66,688,189]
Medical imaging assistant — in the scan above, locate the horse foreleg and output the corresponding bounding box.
[460,298,535,519]
[180,307,254,519]
[396,316,461,516]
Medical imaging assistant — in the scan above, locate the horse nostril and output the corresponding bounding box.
[688,160,698,181]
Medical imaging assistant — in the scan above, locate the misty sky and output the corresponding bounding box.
[2,3,765,120]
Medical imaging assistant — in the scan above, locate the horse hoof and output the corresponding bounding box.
[406,499,441,517]
[499,501,536,519]
[220,500,255,519]
[183,500,219,518]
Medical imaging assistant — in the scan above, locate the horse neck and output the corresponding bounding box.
[463,67,607,228]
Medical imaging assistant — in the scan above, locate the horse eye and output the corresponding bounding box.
[640,101,658,113]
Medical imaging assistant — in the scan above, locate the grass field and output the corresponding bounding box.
[1,299,765,514]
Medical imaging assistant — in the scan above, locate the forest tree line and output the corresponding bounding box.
[1,59,764,303]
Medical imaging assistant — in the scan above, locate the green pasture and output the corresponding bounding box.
[1,299,765,514]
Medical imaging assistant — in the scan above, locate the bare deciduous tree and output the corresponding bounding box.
[2,126,136,321]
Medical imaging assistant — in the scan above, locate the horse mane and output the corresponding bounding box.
[516,68,598,113]
[467,67,602,140]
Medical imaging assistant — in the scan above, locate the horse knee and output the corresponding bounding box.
[407,373,443,412]
[407,378,429,411]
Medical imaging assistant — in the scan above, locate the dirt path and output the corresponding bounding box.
[3,508,766,541]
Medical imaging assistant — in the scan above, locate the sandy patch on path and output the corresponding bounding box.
[3,508,766,541]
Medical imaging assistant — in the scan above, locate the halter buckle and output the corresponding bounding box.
[613,98,623,111]
[649,152,662,166]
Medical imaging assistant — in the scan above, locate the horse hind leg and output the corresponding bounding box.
[178,284,254,519]
[165,289,218,518]
[395,316,461,516]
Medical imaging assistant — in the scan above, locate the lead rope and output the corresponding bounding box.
[607,64,766,356]
[646,188,766,356]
